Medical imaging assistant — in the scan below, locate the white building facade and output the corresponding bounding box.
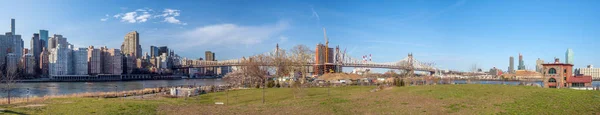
[576,65,600,80]
[49,45,72,77]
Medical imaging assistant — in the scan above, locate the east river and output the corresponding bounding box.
[2,79,599,98]
[3,79,225,98]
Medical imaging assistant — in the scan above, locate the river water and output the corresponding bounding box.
[2,79,599,98]
[3,79,224,98]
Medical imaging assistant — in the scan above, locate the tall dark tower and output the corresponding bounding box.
[11,18,15,34]
[509,56,514,73]
[518,53,525,70]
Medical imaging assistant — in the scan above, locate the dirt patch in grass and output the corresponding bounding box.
[16,104,46,108]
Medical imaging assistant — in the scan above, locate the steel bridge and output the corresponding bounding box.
[173,48,437,74]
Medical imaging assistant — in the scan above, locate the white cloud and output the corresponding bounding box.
[121,12,137,23]
[136,12,152,23]
[109,8,184,25]
[176,20,289,49]
[162,9,180,17]
[113,13,122,18]
[156,8,186,25]
[100,14,109,21]
[164,17,186,25]
[135,8,153,12]
[279,36,288,43]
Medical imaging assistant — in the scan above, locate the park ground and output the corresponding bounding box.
[1,84,600,114]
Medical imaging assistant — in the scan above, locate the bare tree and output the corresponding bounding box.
[0,64,20,104]
[290,45,313,85]
[270,46,290,85]
[288,45,313,98]
[241,54,270,104]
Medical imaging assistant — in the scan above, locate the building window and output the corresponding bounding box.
[549,68,557,74]
[564,77,566,80]
[548,78,556,82]
[572,83,585,87]
[564,69,567,73]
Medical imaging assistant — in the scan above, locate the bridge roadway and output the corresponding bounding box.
[173,61,436,72]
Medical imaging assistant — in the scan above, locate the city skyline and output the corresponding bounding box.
[1,0,600,71]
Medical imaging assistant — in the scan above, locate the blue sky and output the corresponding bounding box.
[1,0,600,72]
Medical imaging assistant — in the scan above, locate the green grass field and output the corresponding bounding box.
[1,84,600,114]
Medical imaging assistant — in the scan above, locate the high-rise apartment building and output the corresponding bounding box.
[121,31,142,58]
[536,58,544,73]
[48,34,69,49]
[314,43,334,75]
[150,46,159,57]
[10,19,14,34]
[158,46,169,56]
[6,53,18,74]
[0,19,24,68]
[30,33,41,72]
[508,56,514,74]
[48,44,72,77]
[101,47,122,75]
[123,54,135,74]
[87,46,102,75]
[39,30,48,48]
[72,48,88,75]
[47,35,56,49]
[518,53,525,70]
[205,51,215,61]
[566,48,573,64]
[40,48,49,76]
[22,53,35,75]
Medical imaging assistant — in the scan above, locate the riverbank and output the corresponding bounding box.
[1,84,600,114]
[14,75,185,83]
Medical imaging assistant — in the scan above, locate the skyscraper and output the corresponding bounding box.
[536,58,544,73]
[205,51,215,61]
[48,36,56,49]
[48,34,68,49]
[40,48,49,76]
[40,30,48,48]
[10,18,15,34]
[566,48,573,64]
[150,46,159,57]
[518,53,525,70]
[121,31,142,58]
[4,19,24,66]
[158,46,169,56]
[48,44,71,77]
[31,33,41,72]
[509,56,514,73]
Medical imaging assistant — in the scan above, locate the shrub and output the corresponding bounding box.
[267,80,275,88]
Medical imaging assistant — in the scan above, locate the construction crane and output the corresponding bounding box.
[323,27,329,74]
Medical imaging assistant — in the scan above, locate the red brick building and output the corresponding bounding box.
[542,58,592,88]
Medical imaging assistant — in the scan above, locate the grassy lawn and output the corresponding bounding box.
[1,84,600,114]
